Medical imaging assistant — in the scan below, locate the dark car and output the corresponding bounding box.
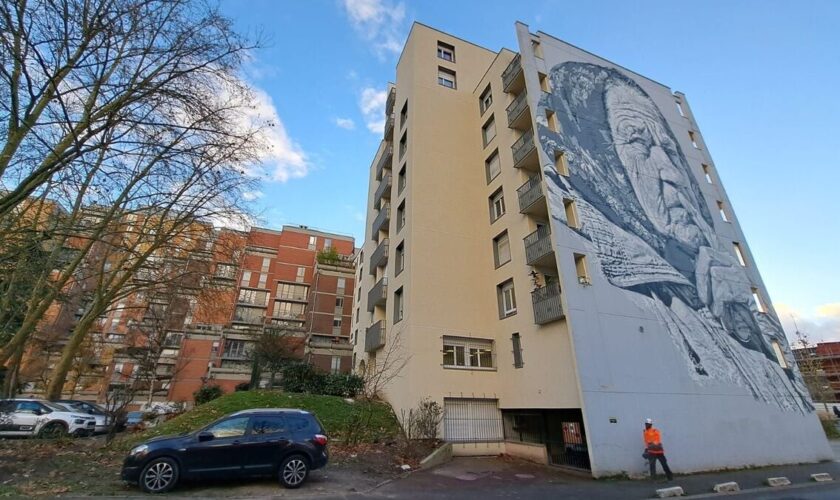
[121,408,328,493]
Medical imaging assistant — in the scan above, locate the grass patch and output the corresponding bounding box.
[114,390,399,450]
[0,484,20,497]
[820,418,840,439]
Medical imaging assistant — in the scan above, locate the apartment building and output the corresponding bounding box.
[794,341,840,403]
[352,21,831,476]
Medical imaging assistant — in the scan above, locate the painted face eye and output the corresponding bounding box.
[621,122,651,147]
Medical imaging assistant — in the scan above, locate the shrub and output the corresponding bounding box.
[399,397,443,440]
[193,384,223,405]
[323,372,364,398]
[235,382,251,392]
[280,363,364,397]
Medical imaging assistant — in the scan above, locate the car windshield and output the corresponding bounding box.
[42,401,68,412]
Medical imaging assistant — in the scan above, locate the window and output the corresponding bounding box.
[257,273,267,288]
[702,164,713,183]
[296,266,306,282]
[308,236,317,250]
[489,188,506,222]
[546,109,559,133]
[251,416,287,435]
[113,363,124,375]
[511,333,524,368]
[531,39,543,58]
[497,279,517,318]
[485,150,501,183]
[493,231,511,267]
[771,340,789,369]
[234,305,264,323]
[394,287,404,323]
[397,201,406,232]
[539,72,551,93]
[261,257,270,273]
[564,198,580,228]
[337,277,346,290]
[479,86,493,115]
[688,131,699,149]
[395,241,405,275]
[482,116,496,146]
[330,356,343,374]
[215,263,236,279]
[240,270,252,287]
[717,201,730,222]
[399,132,407,159]
[574,253,591,285]
[676,100,686,117]
[554,149,569,176]
[333,318,342,328]
[206,417,249,439]
[437,41,455,62]
[277,282,309,300]
[398,164,407,194]
[324,238,332,249]
[400,101,408,128]
[438,66,456,89]
[224,339,247,359]
[238,288,269,306]
[274,301,305,318]
[733,242,747,267]
[336,297,344,308]
[751,287,767,313]
[442,337,494,369]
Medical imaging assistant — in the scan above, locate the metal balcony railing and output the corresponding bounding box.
[367,277,388,312]
[502,54,522,92]
[512,129,535,167]
[371,203,391,239]
[517,175,544,213]
[384,113,395,140]
[524,225,553,266]
[506,90,528,127]
[369,238,389,274]
[375,145,393,181]
[365,320,385,352]
[532,282,564,325]
[385,87,396,115]
[374,172,392,209]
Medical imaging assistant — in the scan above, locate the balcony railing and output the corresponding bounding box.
[375,145,393,181]
[385,87,396,115]
[532,282,564,325]
[374,172,392,209]
[384,113,395,140]
[371,203,391,239]
[524,225,554,266]
[369,238,389,274]
[367,277,388,312]
[512,129,535,167]
[365,320,385,352]
[506,90,529,127]
[502,54,522,92]
[517,175,545,213]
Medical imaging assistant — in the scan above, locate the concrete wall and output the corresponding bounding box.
[514,22,832,476]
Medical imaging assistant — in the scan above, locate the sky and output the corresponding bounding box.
[218,0,840,344]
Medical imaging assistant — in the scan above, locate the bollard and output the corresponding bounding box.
[765,477,791,487]
[712,481,740,493]
[655,486,684,498]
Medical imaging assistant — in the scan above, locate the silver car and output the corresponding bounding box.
[0,399,96,438]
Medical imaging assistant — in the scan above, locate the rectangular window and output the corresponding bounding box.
[771,340,788,369]
[702,164,713,183]
[554,149,569,176]
[688,131,699,149]
[399,132,407,159]
[437,41,455,62]
[482,116,496,146]
[479,85,493,115]
[324,238,332,249]
[489,188,505,222]
[751,287,767,313]
[239,288,269,306]
[240,270,252,287]
[308,236,317,250]
[261,257,270,273]
[511,333,524,368]
[296,266,306,283]
[336,297,344,308]
[546,109,559,133]
[442,336,494,369]
[331,355,342,374]
[234,306,264,324]
[733,242,748,267]
[539,72,551,93]
[564,198,580,228]
[225,340,247,359]
[394,287,404,323]
[531,39,543,58]
[333,318,342,327]
[397,201,406,232]
[497,279,517,318]
[276,282,309,300]
[257,273,267,288]
[395,241,405,275]
[493,231,511,268]
[438,66,456,89]
[574,253,591,285]
[485,150,501,183]
[400,101,408,128]
[398,164,407,194]
[274,301,306,318]
[717,201,730,222]
[215,263,236,279]
[337,277,346,290]
[676,100,686,117]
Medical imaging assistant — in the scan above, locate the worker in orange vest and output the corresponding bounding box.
[643,418,673,481]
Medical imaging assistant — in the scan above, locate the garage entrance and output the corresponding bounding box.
[443,398,504,442]
[502,409,590,470]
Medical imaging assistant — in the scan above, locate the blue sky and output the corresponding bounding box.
[219,0,840,343]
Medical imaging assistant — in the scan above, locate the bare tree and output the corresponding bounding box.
[792,317,834,404]
[249,325,305,389]
[361,330,409,401]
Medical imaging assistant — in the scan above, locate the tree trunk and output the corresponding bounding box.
[2,345,24,398]
[45,314,98,399]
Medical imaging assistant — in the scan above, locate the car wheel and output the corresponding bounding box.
[140,457,179,494]
[279,454,309,489]
[37,422,68,439]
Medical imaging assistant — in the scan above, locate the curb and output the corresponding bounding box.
[675,479,838,499]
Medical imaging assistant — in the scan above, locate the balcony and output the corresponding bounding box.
[502,54,524,93]
[524,225,554,267]
[384,113,395,140]
[367,277,388,312]
[506,90,530,130]
[517,175,547,217]
[365,320,385,353]
[375,145,393,181]
[385,87,396,116]
[371,203,391,240]
[221,352,250,361]
[374,172,392,209]
[512,129,538,170]
[532,282,564,325]
[369,238,389,275]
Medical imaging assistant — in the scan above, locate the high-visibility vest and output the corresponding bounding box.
[644,428,665,455]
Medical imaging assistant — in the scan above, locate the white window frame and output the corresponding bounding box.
[493,231,511,268]
[498,280,517,318]
[480,86,492,115]
[490,189,505,222]
[442,336,494,370]
[331,355,342,374]
[437,42,455,62]
[438,67,456,89]
[240,270,251,287]
[482,117,496,147]
[485,150,500,183]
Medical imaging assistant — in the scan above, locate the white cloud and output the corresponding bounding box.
[242,190,264,201]
[359,87,387,134]
[341,0,407,59]
[777,302,840,346]
[334,117,356,130]
[246,87,310,182]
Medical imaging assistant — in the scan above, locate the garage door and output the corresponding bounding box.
[443,398,504,442]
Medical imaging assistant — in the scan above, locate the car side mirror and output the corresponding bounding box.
[198,431,214,442]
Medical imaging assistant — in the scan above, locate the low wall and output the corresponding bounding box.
[504,441,549,465]
[452,442,505,457]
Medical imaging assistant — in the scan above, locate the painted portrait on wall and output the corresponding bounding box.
[536,61,811,412]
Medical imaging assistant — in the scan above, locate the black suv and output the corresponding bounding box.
[121,408,328,493]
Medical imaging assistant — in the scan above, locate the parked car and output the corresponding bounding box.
[122,408,329,493]
[54,400,111,434]
[124,411,146,432]
[0,399,96,438]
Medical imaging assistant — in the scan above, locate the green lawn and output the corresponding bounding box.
[116,391,399,449]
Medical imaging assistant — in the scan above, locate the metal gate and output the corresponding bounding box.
[502,409,590,470]
[443,398,504,442]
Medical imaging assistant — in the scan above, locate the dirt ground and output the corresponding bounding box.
[0,437,439,497]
